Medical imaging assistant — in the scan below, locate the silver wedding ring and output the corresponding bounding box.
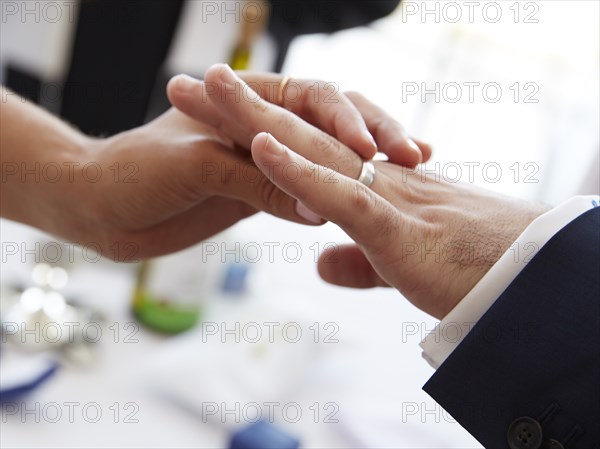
[357,161,376,187]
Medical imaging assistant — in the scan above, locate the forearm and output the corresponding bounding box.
[0,87,90,231]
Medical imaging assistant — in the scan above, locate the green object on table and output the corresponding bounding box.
[132,288,201,334]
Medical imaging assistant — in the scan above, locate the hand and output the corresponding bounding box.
[165,64,431,223]
[74,65,429,259]
[43,109,255,260]
[2,69,429,262]
[60,106,377,260]
[2,68,418,260]
[167,64,432,168]
[249,132,549,319]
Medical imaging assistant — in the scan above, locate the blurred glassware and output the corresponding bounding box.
[1,239,104,365]
[132,243,221,334]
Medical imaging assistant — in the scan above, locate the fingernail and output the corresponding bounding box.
[364,129,378,150]
[407,138,423,163]
[216,64,237,83]
[174,74,197,93]
[296,201,322,224]
[216,64,261,102]
[407,138,420,152]
[264,133,286,156]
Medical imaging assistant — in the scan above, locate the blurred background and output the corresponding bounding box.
[1,1,598,448]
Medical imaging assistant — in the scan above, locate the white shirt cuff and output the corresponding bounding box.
[420,195,600,370]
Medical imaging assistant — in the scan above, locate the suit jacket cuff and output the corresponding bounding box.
[419,195,599,369]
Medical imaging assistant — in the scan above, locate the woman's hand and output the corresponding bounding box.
[73,109,256,260]
[249,132,549,319]
[165,64,431,224]
[167,64,432,168]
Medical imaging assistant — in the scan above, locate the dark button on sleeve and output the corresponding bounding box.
[507,417,544,449]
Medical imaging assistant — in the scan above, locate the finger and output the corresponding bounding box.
[411,137,433,162]
[171,136,324,226]
[344,91,433,165]
[167,71,377,161]
[167,74,231,133]
[168,73,259,149]
[251,132,401,255]
[237,71,378,159]
[318,244,390,289]
[203,64,365,179]
[168,71,362,177]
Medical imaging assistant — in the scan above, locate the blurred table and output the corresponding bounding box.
[1,214,481,448]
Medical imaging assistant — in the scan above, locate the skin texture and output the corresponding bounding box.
[167,65,431,168]
[249,132,549,319]
[0,65,429,260]
[164,66,547,319]
[1,64,548,319]
[167,64,431,224]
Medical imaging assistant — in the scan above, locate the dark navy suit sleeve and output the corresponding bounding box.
[423,207,600,449]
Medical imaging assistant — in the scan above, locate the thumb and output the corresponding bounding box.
[318,244,390,288]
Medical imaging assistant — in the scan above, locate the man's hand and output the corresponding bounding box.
[249,132,549,319]
[166,64,431,223]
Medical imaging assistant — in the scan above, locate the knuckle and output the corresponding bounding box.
[309,131,360,177]
[398,173,431,204]
[249,110,295,138]
[419,205,445,224]
[311,132,339,156]
[274,112,297,135]
[241,97,270,135]
[245,104,269,136]
[310,133,351,169]
[250,96,269,114]
[346,183,399,255]
[349,182,375,216]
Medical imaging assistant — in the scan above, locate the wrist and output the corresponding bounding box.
[441,199,550,318]
[1,90,103,242]
[17,132,97,240]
